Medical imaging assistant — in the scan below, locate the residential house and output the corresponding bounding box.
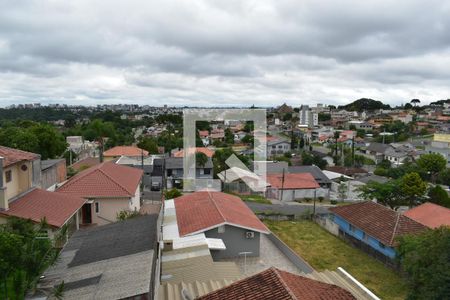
[0,146,85,241]
[267,140,291,157]
[69,156,101,172]
[364,142,391,163]
[329,201,426,262]
[218,167,269,194]
[165,157,213,189]
[57,162,143,226]
[103,145,149,162]
[115,155,165,191]
[210,128,225,142]
[196,267,356,300]
[347,120,373,131]
[266,173,320,201]
[38,214,160,300]
[253,160,289,175]
[170,191,270,259]
[199,130,210,146]
[403,202,450,229]
[425,133,450,167]
[40,158,67,190]
[172,147,215,158]
[288,165,332,197]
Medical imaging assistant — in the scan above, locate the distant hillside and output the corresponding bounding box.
[338,98,391,112]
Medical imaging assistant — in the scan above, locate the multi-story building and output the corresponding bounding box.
[299,105,318,128]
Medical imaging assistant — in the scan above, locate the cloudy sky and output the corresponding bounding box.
[1,0,450,107]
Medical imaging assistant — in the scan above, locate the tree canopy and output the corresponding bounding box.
[397,227,450,300]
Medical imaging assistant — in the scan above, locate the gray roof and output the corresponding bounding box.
[384,147,408,158]
[267,139,290,146]
[356,174,389,184]
[288,165,331,185]
[366,142,391,154]
[165,157,213,169]
[41,159,64,170]
[39,215,158,299]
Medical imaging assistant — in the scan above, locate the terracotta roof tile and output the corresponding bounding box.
[267,173,320,189]
[404,202,450,229]
[174,191,269,236]
[330,201,427,246]
[70,157,100,172]
[103,146,148,157]
[1,189,86,228]
[197,267,356,300]
[173,147,215,158]
[0,145,39,167]
[57,162,142,198]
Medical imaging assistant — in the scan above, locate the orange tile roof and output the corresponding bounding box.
[197,267,356,300]
[330,201,427,246]
[70,157,100,171]
[173,147,215,158]
[1,189,86,228]
[0,145,39,167]
[403,202,450,229]
[57,162,143,198]
[103,146,148,157]
[174,191,269,236]
[267,173,320,189]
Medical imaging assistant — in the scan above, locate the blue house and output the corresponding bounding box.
[329,201,426,260]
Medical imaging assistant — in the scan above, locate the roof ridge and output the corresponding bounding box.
[97,166,134,196]
[58,163,102,191]
[272,268,298,300]
[208,191,227,223]
[390,212,402,245]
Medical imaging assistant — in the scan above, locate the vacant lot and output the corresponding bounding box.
[265,220,408,300]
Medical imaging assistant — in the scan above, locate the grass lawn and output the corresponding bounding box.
[265,220,408,300]
[239,194,272,204]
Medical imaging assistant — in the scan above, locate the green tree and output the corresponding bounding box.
[400,172,427,207]
[137,137,159,154]
[397,227,450,300]
[416,153,447,183]
[427,185,450,208]
[358,179,405,210]
[196,152,208,167]
[338,181,348,202]
[30,123,68,159]
[224,128,234,145]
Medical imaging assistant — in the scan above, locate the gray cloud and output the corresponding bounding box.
[0,0,450,107]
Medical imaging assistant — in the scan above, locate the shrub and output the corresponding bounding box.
[330,200,338,205]
[304,197,312,202]
[318,196,324,202]
[117,210,140,221]
[164,188,182,199]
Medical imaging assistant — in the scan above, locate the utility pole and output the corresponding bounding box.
[351,136,355,167]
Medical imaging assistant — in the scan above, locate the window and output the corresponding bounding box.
[5,170,12,183]
[204,169,211,175]
[349,224,355,232]
[95,202,99,213]
[362,232,369,242]
[378,241,385,249]
[218,225,225,233]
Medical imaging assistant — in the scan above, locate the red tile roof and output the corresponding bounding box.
[197,267,356,300]
[330,201,427,246]
[57,162,143,198]
[267,173,319,189]
[173,147,215,158]
[198,130,209,138]
[0,188,86,228]
[174,191,269,236]
[103,146,148,157]
[70,157,100,172]
[404,202,450,229]
[0,146,39,167]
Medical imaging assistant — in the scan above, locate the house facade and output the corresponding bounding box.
[266,173,321,201]
[57,162,143,226]
[267,140,291,157]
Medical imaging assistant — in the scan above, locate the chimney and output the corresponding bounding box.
[0,157,7,210]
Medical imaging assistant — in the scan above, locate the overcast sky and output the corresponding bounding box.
[1,0,450,107]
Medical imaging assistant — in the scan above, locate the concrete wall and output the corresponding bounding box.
[333,215,396,258]
[205,225,261,259]
[92,198,131,225]
[3,161,34,202]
